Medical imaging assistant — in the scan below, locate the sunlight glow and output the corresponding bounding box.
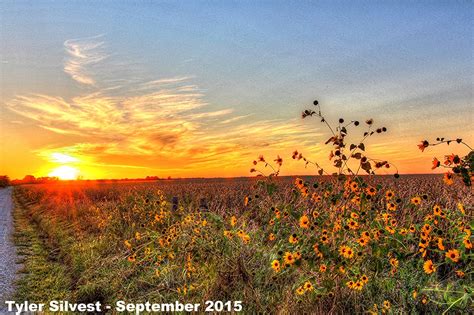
[48,165,80,180]
[50,153,79,163]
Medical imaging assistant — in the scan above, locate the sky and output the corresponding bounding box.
[0,0,472,179]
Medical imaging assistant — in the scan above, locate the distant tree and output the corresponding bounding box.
[23,175,36,184]
[0,175,10,188]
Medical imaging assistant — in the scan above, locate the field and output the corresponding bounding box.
[11,175,473,313]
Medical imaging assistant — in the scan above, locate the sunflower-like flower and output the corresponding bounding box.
[445,249,460,263]
[423,260,436,274]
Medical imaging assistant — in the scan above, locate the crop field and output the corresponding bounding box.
[11,174,473,314]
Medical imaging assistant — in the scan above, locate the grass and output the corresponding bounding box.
[12,189,72,301]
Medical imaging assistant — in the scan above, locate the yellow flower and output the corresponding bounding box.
[463,238,472,249]
[296,286,305,295]
[413,290,417,299]
[230,216,237,227]
[411,196,422,205]
[268,233,275,241]
[423,260,436,274]
[385,190,395,200]
[433,205,442,216]
[360,275,369,283]
[437,238,445,251]
[299,215,310,229]
[124,240,132,249]
[389,257,399,268]
[457,203,465,214]
[289,234,299,244]
[383,300,391,310]
[445,249,460,263]
[319,264,327,272]
[284,252,295,265]
[271,260,280,272]
[455,270,465,278]
[339,245,354,259]
[303,281,313,291]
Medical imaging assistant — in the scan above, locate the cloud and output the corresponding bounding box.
[63,35,107,85]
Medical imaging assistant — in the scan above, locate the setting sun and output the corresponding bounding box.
[48,166,79,180]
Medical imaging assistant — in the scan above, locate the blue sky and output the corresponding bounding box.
[1,1,472,178]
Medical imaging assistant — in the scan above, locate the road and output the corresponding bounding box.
[0,187,18,311]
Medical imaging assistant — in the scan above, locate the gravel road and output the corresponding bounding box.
[0,187,18,311]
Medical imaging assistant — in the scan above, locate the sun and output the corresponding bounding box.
[48,165,80,180]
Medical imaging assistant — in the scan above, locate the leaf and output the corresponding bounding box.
[352,153,362,159]
[318,169,323,176]
[361,161,372,173]
[350,144,357,150]
[358,143,365,151]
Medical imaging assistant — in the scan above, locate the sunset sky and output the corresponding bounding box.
[1,1,472,179]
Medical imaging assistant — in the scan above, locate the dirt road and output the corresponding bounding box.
[0,187,18,310]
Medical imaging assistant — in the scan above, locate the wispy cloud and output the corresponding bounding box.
[63,35,107,85]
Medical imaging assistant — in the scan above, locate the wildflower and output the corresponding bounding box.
[422,296,428,304]
[463,238,472,249]
[312,194,322,203]
[135,232,141,240]
[339,245,354,259]
[353,281,363,291]
[366,186,377,196]
[268,233,275,241]
[296,286,305,295]
[346,281,355,289]
[274,155,283,166]
[437,238,445,251]
[445,249,460,262]
[127,254,136,263]
[289,234,299,244]
[294,251,302,260]
[304,281,313,291]
[411,196,421,205]
[389,257,399,268]
[385,226,395,234]
[443,172,453,185]
[413,290,417,299]
[295,178,304,189]
[457,203,465,214]
[124,240,132,249]
[223,230,233,238]
[417,140,429,152]
[431,157,440,169]
[312,210,320,218]
[433,205,442,216]
[230,216,237,227]
[339,266,346,274]
[387,202,397,211]
[320,234,329,244]
[455,270,465,278]
[271,260,280,272]
[423,260,436,274]
[383,300,391,310]
[348,219,359,230]
[244,197,249,206]
[361,275,369,283]
[284,252,295,265]
[385,190,395,200]
[366,118,374,125]
[358,237,369,246]
[299,215,310,229]
[319,264,327,272]
[350,181,359,192]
